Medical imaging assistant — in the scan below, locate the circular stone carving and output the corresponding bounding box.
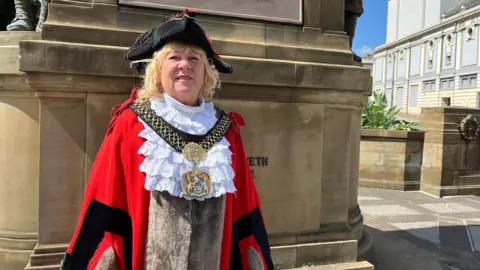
[459,115,480,142]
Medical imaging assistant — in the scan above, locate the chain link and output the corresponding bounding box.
[130,101,231,153]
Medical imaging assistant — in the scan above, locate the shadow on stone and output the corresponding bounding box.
[365,224,480,270]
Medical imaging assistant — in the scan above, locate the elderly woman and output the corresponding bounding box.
[61,8,273,270]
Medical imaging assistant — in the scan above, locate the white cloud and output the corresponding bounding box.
[354,45,374,57]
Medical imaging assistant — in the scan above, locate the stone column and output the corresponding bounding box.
[28,92,87,268]
[85,93,130,181]
[0,92,39,270]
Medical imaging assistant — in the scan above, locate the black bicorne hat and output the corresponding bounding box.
[124,8,233,74]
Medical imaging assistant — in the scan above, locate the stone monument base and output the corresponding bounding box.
[1,0,373,269]
[420,107,480,197]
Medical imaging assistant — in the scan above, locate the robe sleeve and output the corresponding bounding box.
[61,112,132,270]
[227,113,275,270]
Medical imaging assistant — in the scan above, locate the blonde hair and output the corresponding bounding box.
[135,41,221,103]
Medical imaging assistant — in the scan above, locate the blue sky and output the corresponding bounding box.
[353,0,388,57]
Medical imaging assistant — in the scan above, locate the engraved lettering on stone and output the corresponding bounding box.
[247,156,268,180]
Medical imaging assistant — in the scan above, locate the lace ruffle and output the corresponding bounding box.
[137,96,236,200]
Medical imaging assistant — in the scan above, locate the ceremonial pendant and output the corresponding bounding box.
[182,142,212,199]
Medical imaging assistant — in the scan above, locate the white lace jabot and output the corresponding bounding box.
[136,94,236,200]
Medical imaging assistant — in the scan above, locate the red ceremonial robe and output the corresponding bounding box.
[60,90,274,270]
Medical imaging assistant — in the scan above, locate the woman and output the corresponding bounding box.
[61,8,274,270]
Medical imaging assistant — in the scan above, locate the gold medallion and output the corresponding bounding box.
[181,142,212,198]
[182,142,206,162]
[182,167,212,199]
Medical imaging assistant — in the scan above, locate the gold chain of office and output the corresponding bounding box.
[129,101,231,153]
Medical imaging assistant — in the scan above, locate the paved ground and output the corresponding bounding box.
[358,187,480,270]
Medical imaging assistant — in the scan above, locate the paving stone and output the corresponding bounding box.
[432,212,480,220]
[377,214,438,225]
[357,196,382,201]
[466,218,480,225]
[391,221,439,244]
[474,251,480,264]
[439,218,472,252]
[467,224,480,252]
[462,196,480,203]
[417,203,478,214]
[358,199,400,207]
[361,205,420,216]
[359,188,480,269]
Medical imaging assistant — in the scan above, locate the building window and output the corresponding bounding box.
[442,97,451,106]
[423,80,436,92]
[386,88,393,107]
[399,49,405,60]
[460,74,477,88]
[440,77,455,90]
[409,85,419,108]
[396,87,404,108]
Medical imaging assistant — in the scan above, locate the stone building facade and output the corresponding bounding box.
[373,0,480,114]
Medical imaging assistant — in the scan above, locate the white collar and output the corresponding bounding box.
[163,93,206,114]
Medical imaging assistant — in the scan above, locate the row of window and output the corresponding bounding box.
[385,86,418,109]
[422,74,478,92]
[375,26,479,83]
[382,74,479,109]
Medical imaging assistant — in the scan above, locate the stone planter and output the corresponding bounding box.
[359,129,425,191]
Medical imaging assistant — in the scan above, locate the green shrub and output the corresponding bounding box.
[362,91,423,131]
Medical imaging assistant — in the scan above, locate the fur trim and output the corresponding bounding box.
[247,247,265,270]
[144,191,226,269]
[94,247,117,270]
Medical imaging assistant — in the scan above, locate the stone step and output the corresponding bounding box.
[25,262,61,270]
[459,174,480,185]
[0,247,32,269]
[288,261,374,270]
[0,32,41,46]
[33,243,68,255]
[30,252,64,266]
[42,22,142,48]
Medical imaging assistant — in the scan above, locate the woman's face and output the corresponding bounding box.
[160,47,205,106]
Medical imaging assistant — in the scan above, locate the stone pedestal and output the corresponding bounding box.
[0,0,373,269]
[420,107,480,197]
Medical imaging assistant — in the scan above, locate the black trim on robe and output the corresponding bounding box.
[61,200,132,270]
[230,207,274,270]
